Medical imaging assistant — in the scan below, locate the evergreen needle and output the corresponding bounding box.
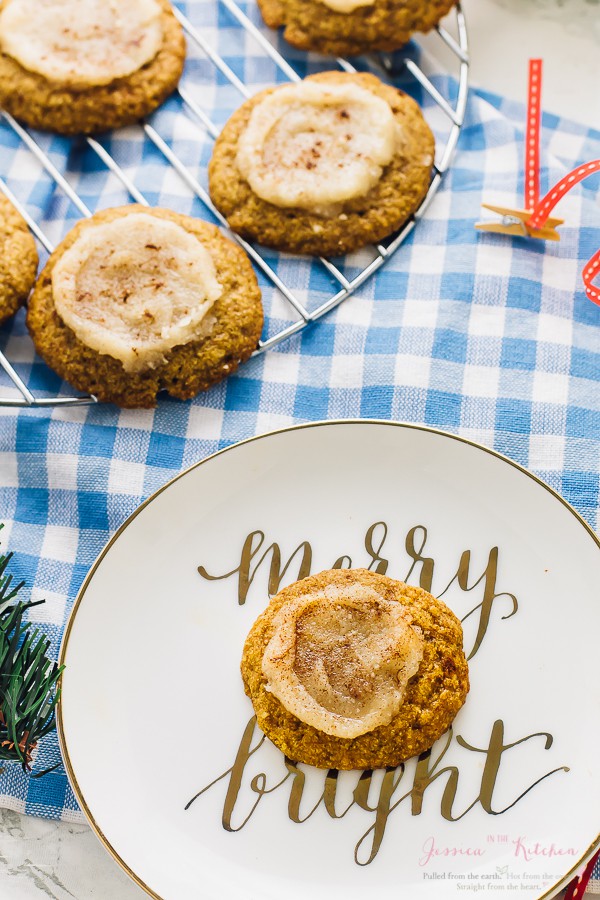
[0,528,63,771]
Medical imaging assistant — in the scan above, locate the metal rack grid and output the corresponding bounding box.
[0,0,469,408]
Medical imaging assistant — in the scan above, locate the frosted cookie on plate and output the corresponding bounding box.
[26,206,263,408]
[0,0,186,135]
[0,193,37,326]
[257,0,457,57]
[241,568,469,770]
[208,71,434,257]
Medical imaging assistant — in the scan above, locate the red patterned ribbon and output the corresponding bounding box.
[527,162,600,305]
[564,849,600,900]
[528,160,600,230]
[582,247,600,306]
[525,59,543,211]
[521,59,600,304]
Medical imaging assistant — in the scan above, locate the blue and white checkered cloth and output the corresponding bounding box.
[0,6,598,889]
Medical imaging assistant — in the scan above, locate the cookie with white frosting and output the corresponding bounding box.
[241,568,469,770]
[208,71,434,257]
[258,0,457,57]
[0,193,37,326]
[26,206,263,407]
[0,0,185,134]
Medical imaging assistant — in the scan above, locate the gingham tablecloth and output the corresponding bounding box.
[0,0,598,888]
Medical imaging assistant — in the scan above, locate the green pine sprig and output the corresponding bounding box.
[0,535,63,772]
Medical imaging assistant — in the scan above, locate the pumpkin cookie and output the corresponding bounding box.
[26,205,263,408]
[258,0,457,57]
[241,568,469,770]
[208,71,434,257]
[0,0,185,135]
[0,193,37,326]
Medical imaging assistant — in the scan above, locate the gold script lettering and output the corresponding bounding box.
[184,717,291,831]
[353,766,407,865]
[364,521,390,574]
[404,525,435,590]
[197,521,518,655]
[286,759,328,823]
[186,718,569,865]
[456,721,569,814]
[198,530,312,605]
[440,549,518,660]
[332,555,352,569]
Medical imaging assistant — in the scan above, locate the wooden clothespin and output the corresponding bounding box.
[477,204,563,241]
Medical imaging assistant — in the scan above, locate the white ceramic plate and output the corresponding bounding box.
[58,421,600,900]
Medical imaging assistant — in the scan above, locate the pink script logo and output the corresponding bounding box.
[420,836,485,867]
[420,835,577,868]
[512,837,577,861]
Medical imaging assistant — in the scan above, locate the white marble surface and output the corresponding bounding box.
[462,0,600,125]
[1,1,598,898]
[0,808,143,899]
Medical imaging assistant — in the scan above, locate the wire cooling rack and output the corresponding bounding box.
[0,0,469,408]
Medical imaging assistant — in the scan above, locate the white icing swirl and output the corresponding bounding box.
[262,581,424,739]
[236,80,400,213]
[52,213,222,373]
[0,0,163,87]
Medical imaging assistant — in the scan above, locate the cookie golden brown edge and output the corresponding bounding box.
[258,0,457,57]
[208,71,434,258]
[26,205,264,408]
[0,0,186,135]
[0,193,37,326]
[241,568,469,770]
